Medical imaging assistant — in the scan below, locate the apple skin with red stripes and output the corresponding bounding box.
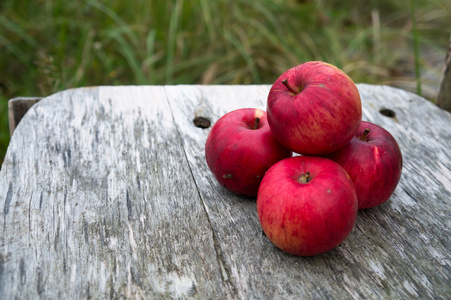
[325,121,403,209]
[267,61,362,156]
[257,156,358,256]
[205,108,292,197]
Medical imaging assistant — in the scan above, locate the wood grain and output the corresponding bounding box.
[166,84,451,299]
[1,84,450,299]
[0,87,231,299]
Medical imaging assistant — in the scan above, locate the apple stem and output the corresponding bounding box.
[298,172,311,184]
[282,79,300,95]
[253,117,261,130]
[361,128,370,142]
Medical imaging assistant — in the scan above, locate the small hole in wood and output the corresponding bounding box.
[193,116,211,128]
[379,108,396,118]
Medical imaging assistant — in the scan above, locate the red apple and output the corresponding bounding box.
[267,61,362,155]
[205,108,292,197]
[325,121,403,209]
[257,156,358,256]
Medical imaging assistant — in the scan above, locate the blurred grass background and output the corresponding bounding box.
[1,0,450,166]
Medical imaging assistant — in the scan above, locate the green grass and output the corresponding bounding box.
[1,0,450,166]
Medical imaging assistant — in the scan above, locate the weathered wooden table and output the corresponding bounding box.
[1,84,450,299]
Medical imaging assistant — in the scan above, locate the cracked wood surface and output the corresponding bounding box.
[1,84,450,299]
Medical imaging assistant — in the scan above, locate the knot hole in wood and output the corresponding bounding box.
[193,116,211,128]
[379,108,396,118]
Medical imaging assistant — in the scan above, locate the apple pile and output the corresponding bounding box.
[205,61,403,256]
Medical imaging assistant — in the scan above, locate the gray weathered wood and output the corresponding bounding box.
[0,87,231,299]
[8,97,42,136]
[166,84,451,299]
[1,84,450,299]
[437,34,451,112]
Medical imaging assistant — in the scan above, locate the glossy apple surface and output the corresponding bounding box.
[205,108,292,197]
[267,61,362,155]
[257,156,357,256]
[325,121,403,209]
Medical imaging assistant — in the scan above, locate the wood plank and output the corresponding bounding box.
[0,86,230,299]
[165,84,451,299]
[1,84,450,299]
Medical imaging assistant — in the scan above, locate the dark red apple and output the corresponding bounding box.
[205,108,292,197]
[267,61,362,155]
[257,156,358,256]
[325,121,403,209]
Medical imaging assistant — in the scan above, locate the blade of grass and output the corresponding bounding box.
[86,0,141,53]
[198,0,217,46]
[223,27,262,84]
[0,35,29,64]
[166,0,184,84]
[144,29,159,85]
[410,0,422,96]
[106,28,147,85]
[0,15,40,48]
[68,29,96,87]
